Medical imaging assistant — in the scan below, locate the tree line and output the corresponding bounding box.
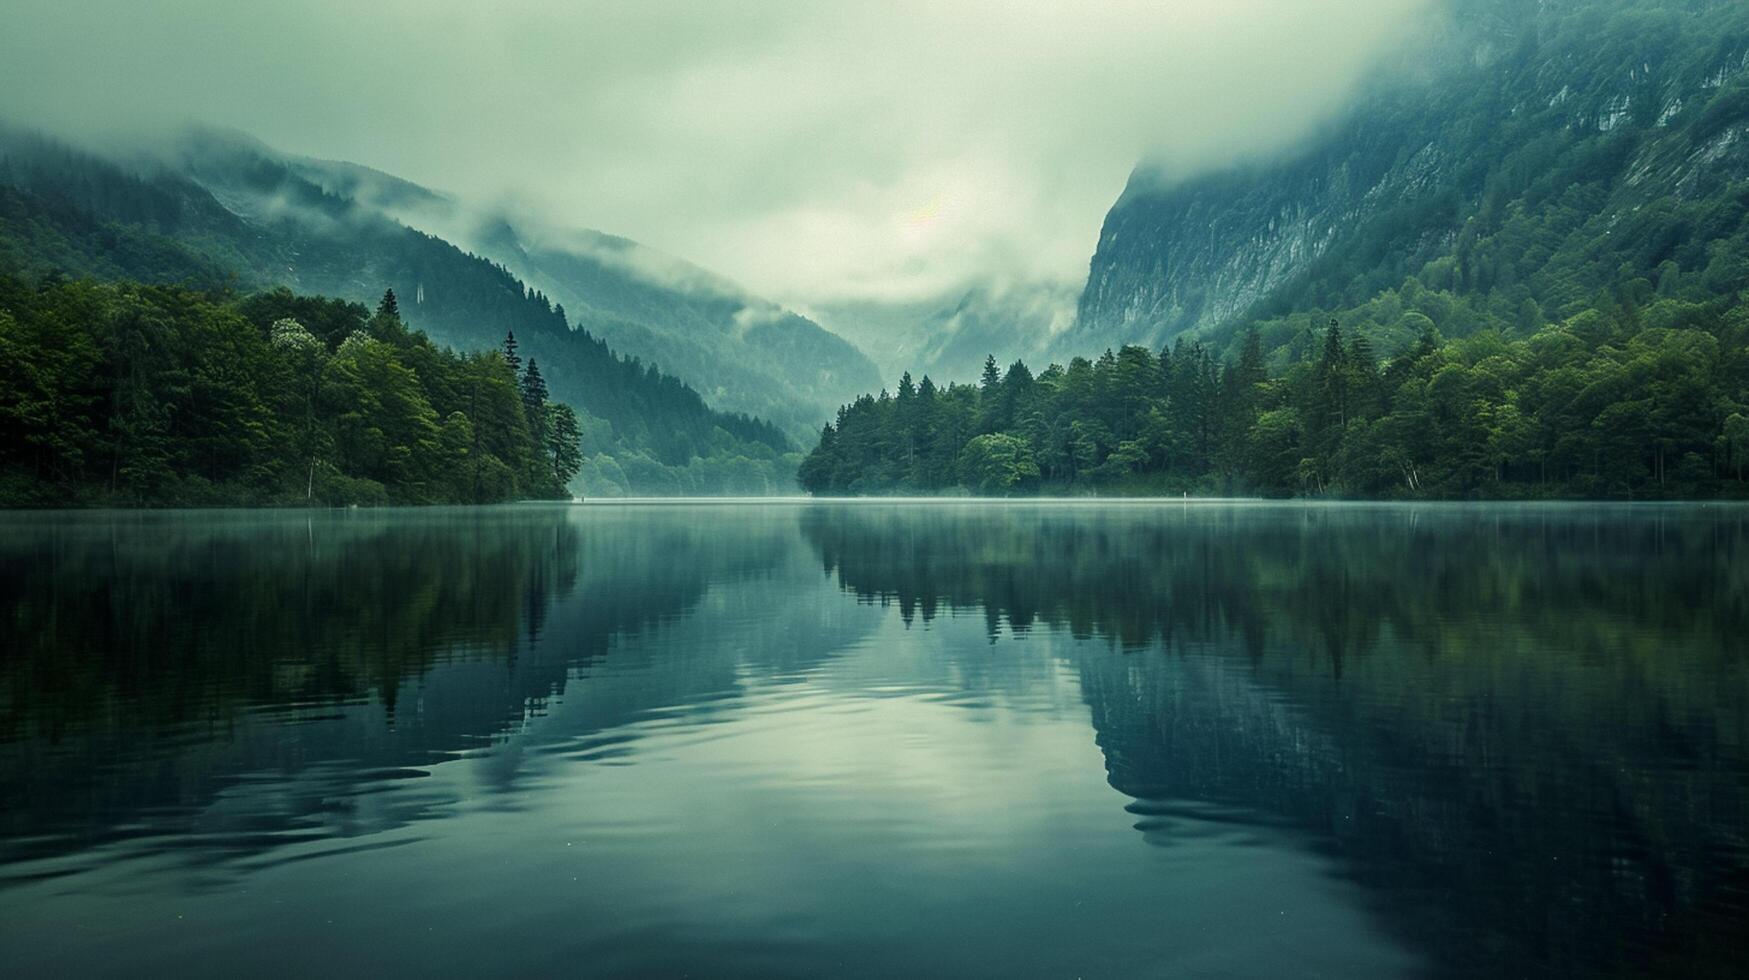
[800,307,1749,498]
[0,278,584,505]
[1,126,803,497]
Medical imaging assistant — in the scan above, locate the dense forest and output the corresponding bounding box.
[0,125,801,497]
[805,0,1749,500]
[0,280,585,506]
[801,307,1749,498]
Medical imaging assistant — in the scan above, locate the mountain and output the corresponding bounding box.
[1068,0,1749,362]
[798,0,1749,500]
[167,128,881,441]
[0,122,796,496]
[485,224,882,441]
[810,280,1077,388]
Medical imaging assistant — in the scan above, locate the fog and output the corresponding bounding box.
[0,0,1435,307]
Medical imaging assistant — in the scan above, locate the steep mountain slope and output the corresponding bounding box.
[798,0,1749,500]
[1069,0,1749,359]
[0,123,795,495]
[177,129,881,440]
[482,223,882,440]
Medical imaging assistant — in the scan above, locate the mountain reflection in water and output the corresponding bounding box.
[1,502,1745,978]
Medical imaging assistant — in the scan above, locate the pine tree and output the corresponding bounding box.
[502,330,522,378]
[545,403,583,493]
[377,288,400,320]
[1314,320,1350,430]
[522,358,549,444]
[977,355,1004,433]
[895,372,919,477]
[1215,329,1270,479]
[980,355,1001,392]
[1235,329,1266,390]
[1347,332,1384,420]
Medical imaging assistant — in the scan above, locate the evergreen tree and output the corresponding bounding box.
[980,354,1002,392]
[522,358,549,445]
[799,294,1749,502]
[1216,330,1269,480]
[895,371,919,476]
[544,403,583,493]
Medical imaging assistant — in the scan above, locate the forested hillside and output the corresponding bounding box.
[474,223,883,442]
[0,124,798,496]
[174,127,880,444]
[1072,0,1749,361]
[800,322,1749,497]
[0,280,581,506]
[803,0,1749,499]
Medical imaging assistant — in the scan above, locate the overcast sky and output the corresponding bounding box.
[1,0,1434,307]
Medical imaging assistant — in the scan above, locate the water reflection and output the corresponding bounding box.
[805,502,1749,975]
[0,506,794,870]
[0,503,1745,977]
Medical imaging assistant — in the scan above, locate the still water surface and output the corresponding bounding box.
[1,502,1746,977]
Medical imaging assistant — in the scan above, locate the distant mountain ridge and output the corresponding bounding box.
[812,280,1077,388]
[795,0,1749,502]
[0,121,798,495]
[168,128,882,441]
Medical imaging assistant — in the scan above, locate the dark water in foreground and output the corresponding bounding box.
[1,502,1746,978]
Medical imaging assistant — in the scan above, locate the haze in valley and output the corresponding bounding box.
[1,0,1434,332]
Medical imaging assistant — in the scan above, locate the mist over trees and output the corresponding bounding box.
[805,0,1749,501]
[0,126,804,498]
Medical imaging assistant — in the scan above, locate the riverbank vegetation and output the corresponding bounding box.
[801,306,1749,498]
[0,279,584,506]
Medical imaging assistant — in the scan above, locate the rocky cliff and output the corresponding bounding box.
[1068,0,1749,355]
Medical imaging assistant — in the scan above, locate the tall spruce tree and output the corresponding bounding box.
[522,359,549,434]
[979,355,1002,393]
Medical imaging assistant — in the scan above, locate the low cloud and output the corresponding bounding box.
[0,0,1436,307]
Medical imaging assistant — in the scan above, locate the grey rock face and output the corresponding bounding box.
[1067,0,1749,354]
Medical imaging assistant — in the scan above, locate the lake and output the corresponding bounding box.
[1,501,1746,977]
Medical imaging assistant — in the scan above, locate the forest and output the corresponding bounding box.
[804,0,1749,502]
[0,281,584,506]
[0,129,803,497]
[800,304,1749,498]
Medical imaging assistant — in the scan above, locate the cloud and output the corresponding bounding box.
[0,0,1435,307]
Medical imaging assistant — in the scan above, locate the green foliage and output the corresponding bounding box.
[803,307,1749,498]
[0,128,798,494]
[957,433,1041,495]
[807,1,1749,500]
[545,403,584,490]
[0,275,587,506]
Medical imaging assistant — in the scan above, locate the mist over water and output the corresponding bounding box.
[1,502,1745,977]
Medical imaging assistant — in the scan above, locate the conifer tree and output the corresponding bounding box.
[977,355,1004,433]
[1313,320,1350,430]
[544,403,583,492]
[522,358,549,444]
